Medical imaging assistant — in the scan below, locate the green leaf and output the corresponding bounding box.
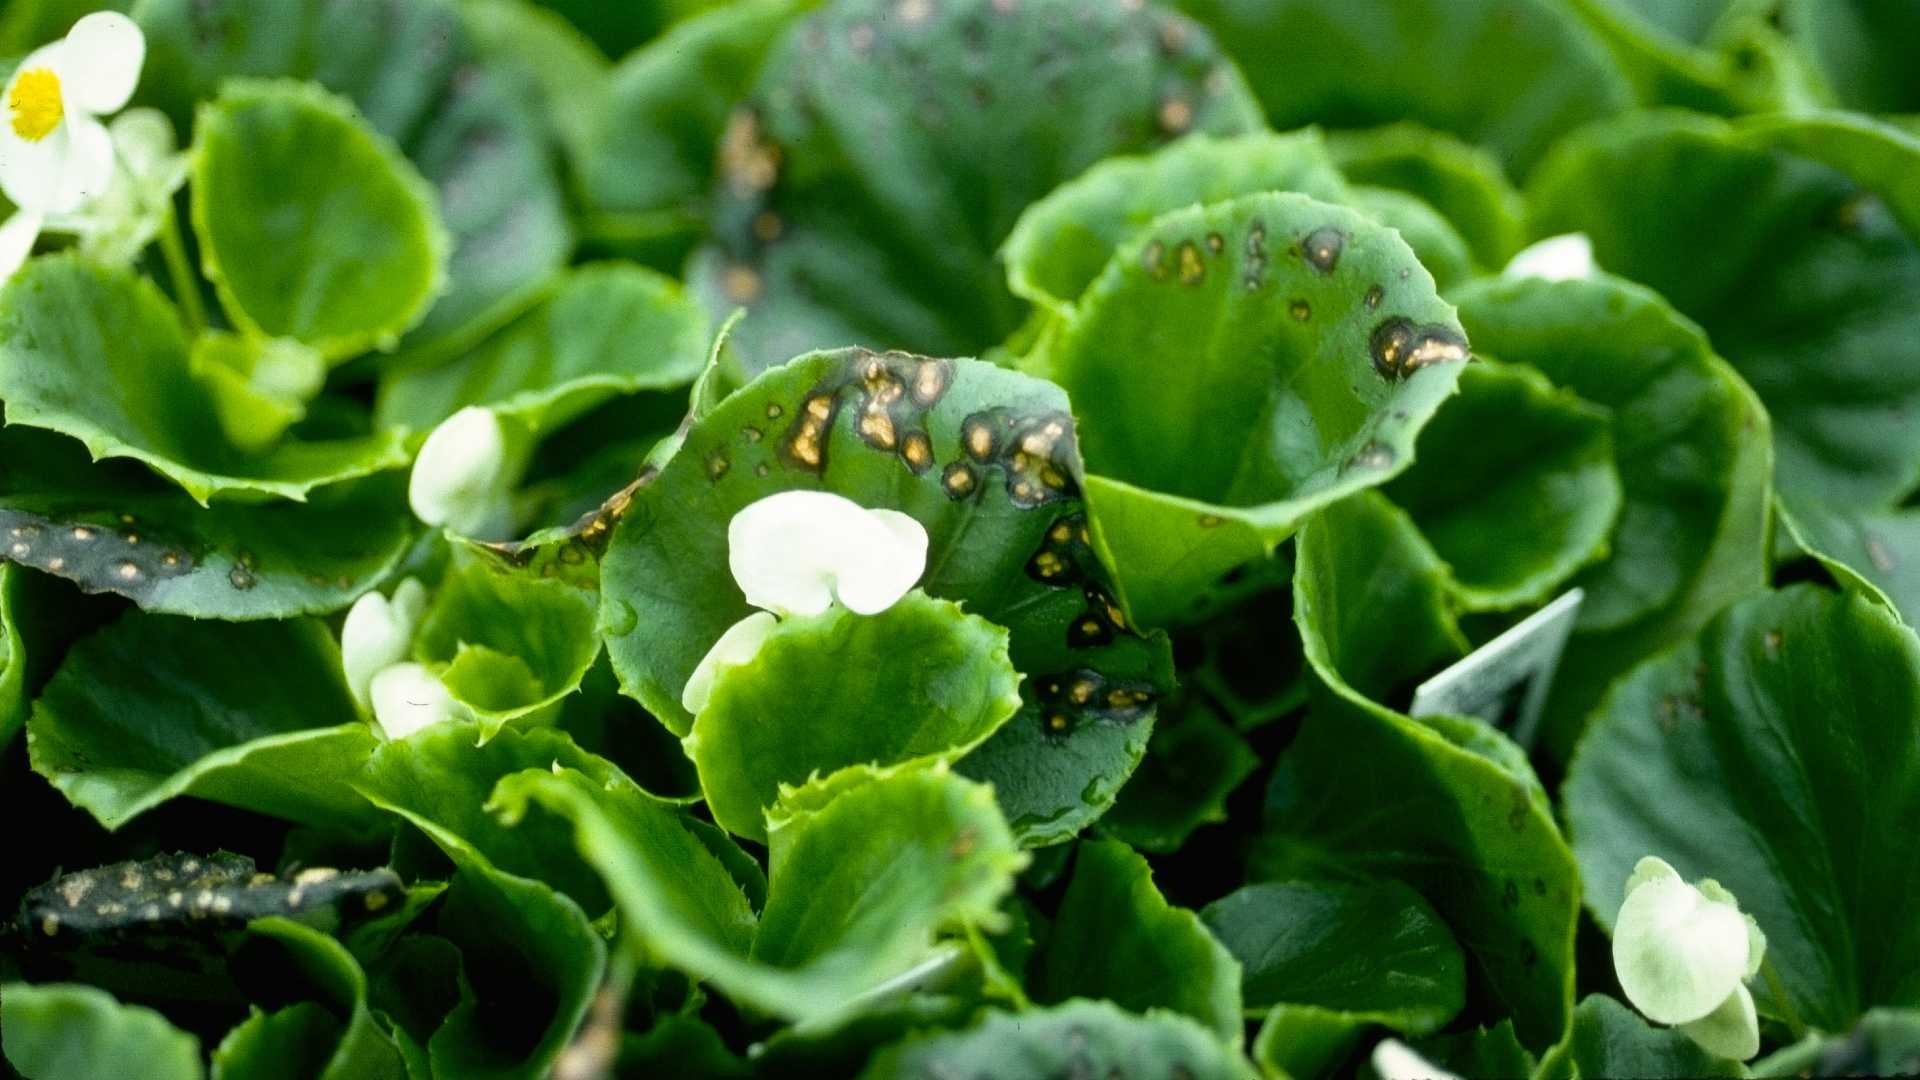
[600,347,1173,845]
[1,982,203,1080]
[688,591,1021,842]
[189,334,328,454]
[1001,131,1352,318]
[1385,360,1622,611]
[0,565,28,749]
[226,918,405,1080]
[1262,491,1579,1051]
[1347,185,1477,291]
[1779,501,1920,626]
[1024,192,1469,629]
[690,0,1264,372]
[1172,0,1633,176]
[575,0,815,261]
[1781,0,1920,113]
[375,263,709,434]
[0,427,415,621]
[1559,0,1818,115]
[1203,879,1464,1024]
[27,611,379,830]
[1527,111,1920,512]
[1410,1021,1535,1080]
[191,79,447,362]
[1032,839,1240,1043]
[1536,995,1745,1080]
[414,561,600,738]
[1100,700,1257,854]
[1751,1007,1920,1078]
[212,1003,340,1080]
[1563,585,1920,1032]
[137,0,574,369]
[458,0,608,166]
[0,257,410,504]
[857,1000,1256,1080]
[1326,123,1527,269]
[1450,273,1772,759]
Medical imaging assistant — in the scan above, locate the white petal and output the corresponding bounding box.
[340,578,427,707]
[1504,233,1595,282]
[682,611,778,715]
[369,662,465,740]
[107,107,177,180]
[1614,865,1751,1024]
[409,406,511,537]
[1370,1038,1463,1080]
[1678,983,1760,1062]
[0,210,43,281]
[58,12,145,115]
[835,508,929,614]
[727,491,929,617]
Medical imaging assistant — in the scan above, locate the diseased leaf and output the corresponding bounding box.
[687,591,1021,842]
[1172,0,1633,175]
[191,79,447,361]
[27,612,378,830]
[1032,839,1240,1042]
[690,0,1264,372]
[1025,192,1469,629]
[1386,360,1622,612]
[1564,585,1920,1032]
[1,982,203,1080]
[600,347,1172,845]
[0,258,410,504]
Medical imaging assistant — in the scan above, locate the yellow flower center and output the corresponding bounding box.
[8,68,64,142]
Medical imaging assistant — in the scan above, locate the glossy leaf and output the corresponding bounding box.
[1261,491,1579,1051]
[1032,839,1240,1042]
[375,263,709,434]
[1,982,203,1080]
[600,347,1173,845]
[1451,273,1772,758]
[138,0,574,368]
[191,79,446,361]
[1026,191,1469,628]
[27,611,379,830]
[0,427,414,621]
[858,1000,1256,1080]
[413,561,600,738]
[1386,360,1622,611]
[690,0,1264,372]
[0,257,410,504]
[1001,131,1351,318]
[1327,123,1527,269]
[688,591,1021,841]
[1536,994,1744,1080]
[1172,0,1633,175]
[1564,585,1920,1032]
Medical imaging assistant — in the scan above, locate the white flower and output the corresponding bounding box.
[1614,856,1767,1060]
[0,12,145,278]
[340,578,427,708]
[409,406,512,538]
[727,490,928,617]
[52,107,189,266]
[681,610,776,715]
[1370,1038,1462,1080]
[682,491,930,717]
[1504,233,1595,282]
[368,661,466,740]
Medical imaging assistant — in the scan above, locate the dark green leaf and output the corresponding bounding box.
[1536,995,1744,1080]
[1100,700,1256,854]
[1563,585,1920,1031]
[857,1000,1256,1080]
[691,0,1263,372]
[27,612,378,830]
[226,917,405,1080]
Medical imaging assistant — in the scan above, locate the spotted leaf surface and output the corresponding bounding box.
[0,428,414,621]
[688,592,1021,842]
[1026,191,1469,628]
[602,347,1173,845]
[690,0,1263,372]
[1564,585,1920,1033]
[0,258,410,504]
[26,612,380,831]
[139,0,574,369]
[191,79,447,362]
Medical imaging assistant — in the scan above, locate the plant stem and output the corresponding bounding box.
[1760,956,1810,1042]
[158,205,206,336]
